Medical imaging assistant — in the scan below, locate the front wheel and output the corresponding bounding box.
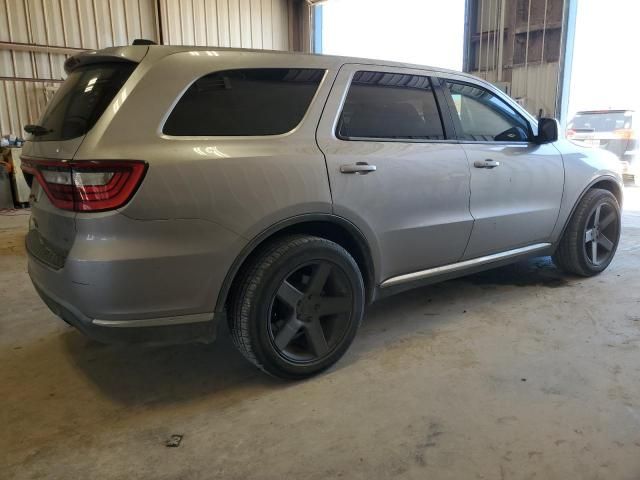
[553,188,621,276]
[229,235,365,379]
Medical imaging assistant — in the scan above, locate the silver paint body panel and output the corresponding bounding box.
[21,46,622,337]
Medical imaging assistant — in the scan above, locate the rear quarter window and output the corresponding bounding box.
[163,68,325,136]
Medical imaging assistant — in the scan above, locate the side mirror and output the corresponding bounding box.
[535,117,559,144]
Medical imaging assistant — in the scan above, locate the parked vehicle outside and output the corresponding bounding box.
[22,45,623,379]
[566,110,638,185]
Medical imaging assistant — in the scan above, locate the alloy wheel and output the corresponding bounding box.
[584,201,619,266]
[268,261,355,363]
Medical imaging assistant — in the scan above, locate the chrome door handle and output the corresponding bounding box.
[474,159,500,169]
[340,162,377,174]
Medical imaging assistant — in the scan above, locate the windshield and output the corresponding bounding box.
[568,111,632,132]
[31,63,136,142]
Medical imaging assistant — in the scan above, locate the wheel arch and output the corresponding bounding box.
[557,175,623,242]
[215,214,377,315]
[591,177,623,207]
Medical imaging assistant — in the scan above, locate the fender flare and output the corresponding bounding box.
[555,174,623,244]
[214,213,376,315]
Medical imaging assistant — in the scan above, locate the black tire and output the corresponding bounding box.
[228,235,365,379]
[553,188,621,276]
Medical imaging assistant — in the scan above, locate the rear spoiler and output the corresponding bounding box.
[64,46,149,74]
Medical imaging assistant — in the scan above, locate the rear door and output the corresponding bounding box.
[316,64,473,282]
[439,77,564,259]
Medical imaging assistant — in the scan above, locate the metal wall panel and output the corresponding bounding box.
[158,0,290,50]
[511,62,559,116]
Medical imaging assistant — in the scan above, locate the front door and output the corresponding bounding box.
[440,78,564,259]
[316,65,474,282]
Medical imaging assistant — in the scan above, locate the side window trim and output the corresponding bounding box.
[335,69,449,143]
[441,78,533,144]
[430,76,459,141]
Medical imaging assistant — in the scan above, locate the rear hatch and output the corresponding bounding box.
[22,48,145,269]
[567,110,635,159]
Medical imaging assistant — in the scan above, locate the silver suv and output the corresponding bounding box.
[22,45,623,379]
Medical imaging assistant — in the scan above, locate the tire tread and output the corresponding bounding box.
[228,234,360,377]
[553,188,619,276]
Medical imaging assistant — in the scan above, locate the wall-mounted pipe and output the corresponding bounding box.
[0,41,88,56]
[497,0,505,80]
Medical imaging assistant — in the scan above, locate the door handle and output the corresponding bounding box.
[340,162,377,174]
[474,159,500,169]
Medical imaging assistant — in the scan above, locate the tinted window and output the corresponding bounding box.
[164,68,324,136]
[568,111,632,132]
[446,81,530,142]
[32,63,136,142]
[338,71,444,140]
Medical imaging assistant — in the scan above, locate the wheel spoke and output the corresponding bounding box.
[306,263,332,295]
[274,317,303,350]
[598,233,614,252]
[593,204,602,228]
[592,240,599,265]
[585,228,595,243]
[317,296,352,316]
[599,212,616,230]
[305,320,329,356]
[276,281,304,309]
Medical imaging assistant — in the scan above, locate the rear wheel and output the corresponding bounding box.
[553,188,621,276]
[229,235,365,379]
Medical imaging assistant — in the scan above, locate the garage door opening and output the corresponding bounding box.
[318,0,466,71]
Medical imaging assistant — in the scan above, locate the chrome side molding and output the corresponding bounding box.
[92,312,213,328]
[380,243,552,288]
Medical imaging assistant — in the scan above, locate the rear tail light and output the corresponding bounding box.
[614,128,635,140]
[566,129,575,139]
[21,158,147,212]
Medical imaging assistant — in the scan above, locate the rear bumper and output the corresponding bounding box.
[30,266,218,345]
[25,213,244,345]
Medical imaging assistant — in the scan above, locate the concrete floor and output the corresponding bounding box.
[2,192,640,480]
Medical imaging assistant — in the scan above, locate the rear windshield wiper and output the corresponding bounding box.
[24,124,53,136]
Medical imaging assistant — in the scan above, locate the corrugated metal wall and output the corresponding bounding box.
[159,0,290,50]
[464,0,569,118]
[511,62,559,116]
[1,0,292,137]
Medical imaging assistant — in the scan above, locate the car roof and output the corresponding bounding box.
[152,45,461,73]
[575,110,635,115]
[72,44,473,80]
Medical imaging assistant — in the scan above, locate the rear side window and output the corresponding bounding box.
[337,71,444,141]
[32,63,136,142]
[163,68,325,136]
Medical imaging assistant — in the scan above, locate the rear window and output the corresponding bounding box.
[163,68,325,136]
[32,63,136,142]
[569,111,632,132]
[337,71,444,141]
